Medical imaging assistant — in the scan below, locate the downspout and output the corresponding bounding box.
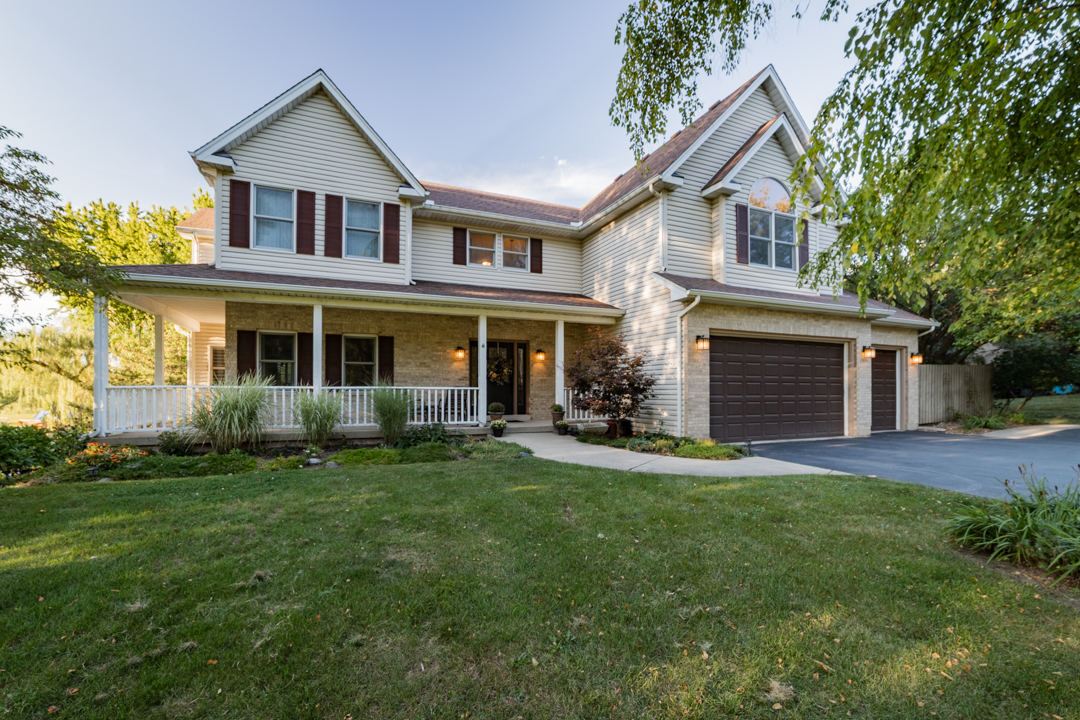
[675,293,702,437]
[649,180,668,272]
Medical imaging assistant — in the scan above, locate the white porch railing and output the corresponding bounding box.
[104,385,480,434]
[563,388,600,422]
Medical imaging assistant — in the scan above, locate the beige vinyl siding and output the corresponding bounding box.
[189,323,225,386]
[582,198,680,428]
[194,240,214,264]
[216,90,407,285]
[410,219,582,293]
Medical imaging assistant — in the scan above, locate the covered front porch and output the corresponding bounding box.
[93,267,621,437]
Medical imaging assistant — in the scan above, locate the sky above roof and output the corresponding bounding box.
[3,0,870,213]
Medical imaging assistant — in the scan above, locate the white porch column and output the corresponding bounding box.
[477,315,487,424]
[153,314,165,386]
[93,296,109,436]
[554,319,565,410]
[312,304,323,391]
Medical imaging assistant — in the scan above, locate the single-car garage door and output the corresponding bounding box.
[871,349,898,431]
[709,336,845,442]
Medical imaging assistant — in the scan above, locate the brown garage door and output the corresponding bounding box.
[709,336,845,442]
[871,349,898,431]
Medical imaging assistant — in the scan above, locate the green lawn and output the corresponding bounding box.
[1019,394,1080,424]
[2,459,1078,718]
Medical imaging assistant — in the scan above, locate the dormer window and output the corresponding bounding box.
[748,178,796,270]
[253,186,294,251]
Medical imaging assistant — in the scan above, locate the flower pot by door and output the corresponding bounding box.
[551,411,565,426]
[556,426,568,436]
[489,413,504,422]
[492,427,505,438]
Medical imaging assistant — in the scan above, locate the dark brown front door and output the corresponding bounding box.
[709,336,845,442]
[470,340,528,415]
[871,349,898,431]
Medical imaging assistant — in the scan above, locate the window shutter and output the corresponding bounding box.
[324,334,342,386]
[378,336,394,384]
[229,180,250,248]
[452,227,467,265]
[297,332,313,386]
[324,194,343,258]
[383,203,400,264]
[236,330,257,377]
[799,219,810,268]
[735,203,749,264]
[297,190,316,255]
[530,238,543,274]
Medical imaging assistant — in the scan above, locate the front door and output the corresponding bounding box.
[470,340,527,415]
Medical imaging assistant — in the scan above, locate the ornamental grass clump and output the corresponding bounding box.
[189,374,273,453]
[371,383,411,447]
[946,468,1080,585]
[294,390,342,447]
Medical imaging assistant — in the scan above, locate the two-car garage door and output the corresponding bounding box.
[709,336,845,442]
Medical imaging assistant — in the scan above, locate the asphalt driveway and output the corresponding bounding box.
[753,427,1080,498]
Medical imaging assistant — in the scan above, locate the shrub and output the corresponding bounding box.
[294,390,342,447]
[401,442,455,464]
[157,429,196,456]
[946,470,1080,584]
[459,439,533,459]
[550,404,564,412]
[488,402,505,413]
[399,423,465,449]
[675,443,746,460]
[329,447,402,466]
[28,449,255,484]
[563,328,657,427]
[0,425,61,476]
[371,384,411,447]
[189,374,273,452]
[959,412,1007,432]
[265,455,304,471]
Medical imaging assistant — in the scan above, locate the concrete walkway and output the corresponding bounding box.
[519,432,843,477]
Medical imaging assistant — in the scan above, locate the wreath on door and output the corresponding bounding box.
[487,355,512,386]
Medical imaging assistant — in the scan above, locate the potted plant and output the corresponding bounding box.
[488,401,505,422]
[550,403,565,426]
[555,419,569,435]
[490,419,507,437]
[564,328,658,438]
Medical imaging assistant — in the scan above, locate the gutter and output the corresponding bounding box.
[675,286,895,320]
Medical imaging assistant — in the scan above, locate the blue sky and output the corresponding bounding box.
[2,0,866,317]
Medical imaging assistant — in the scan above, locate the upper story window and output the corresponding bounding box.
[346,200,381,259]
[748,177,797,270]
[253,186,294,251]
[343,336,377,386]
[468,231,496,267]
[259,332,295,385]
[502,235,529,270]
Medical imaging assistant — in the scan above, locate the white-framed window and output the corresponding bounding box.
[253,186,294,251]
[468,230,496,267]
[210,346,225,383]
[501,235,529,271]
[747,177,797,270]
[258,331,296,386]
[342,335,377,386]
[345,199,381,259]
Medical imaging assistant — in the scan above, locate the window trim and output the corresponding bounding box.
[466,229,498,269]
[747,207,798,272]
[500,234,530,273]
[342,198,383,262]
[257,331,298,386]
[341,334,379,387]
[251,185,296,253]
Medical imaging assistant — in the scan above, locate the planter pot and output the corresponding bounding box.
[605,419,619,439]
[619,418,633,437]
[556,426,568,436]
[492,427,505,438]
[551,411,565,426]
[489,413,504,422]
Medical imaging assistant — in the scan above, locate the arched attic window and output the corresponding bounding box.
[747,177,797,270]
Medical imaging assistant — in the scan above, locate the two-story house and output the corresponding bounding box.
[94,66,934,441]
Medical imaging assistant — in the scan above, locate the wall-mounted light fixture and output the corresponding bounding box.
[862,346,877,359]
[535,349,547,362]
[910,353,924,365]
[695,336,710,351]
[454,347,466,360]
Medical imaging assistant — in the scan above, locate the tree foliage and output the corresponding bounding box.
[612,0,1080,342]
[563,328,657,422]
[992,334,1080,411]
[0,321,93,426]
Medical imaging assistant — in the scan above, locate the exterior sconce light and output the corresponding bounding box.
[535,349,546,362]
[862,346,877,359]
[454,347,465,360]
[911,353,924,365]
[695,336,710,351]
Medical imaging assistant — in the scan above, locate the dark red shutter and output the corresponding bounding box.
[799,219,810,268]
[229,180,250,248]
[324,334,342,386]
[735,203,749,264]
[452,227,467,265]
[297,190,315,255]
[297,332,313,386]
[237,330,257,378]
[383,203,400,264]
[530,238,543,274]
[378,336,394,384]
[324,194,343,258]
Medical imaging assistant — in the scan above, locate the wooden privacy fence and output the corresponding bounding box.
[918,364,994,424]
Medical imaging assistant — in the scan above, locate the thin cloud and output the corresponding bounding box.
[425,156,626,208]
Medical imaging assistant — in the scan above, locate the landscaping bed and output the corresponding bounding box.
[575,430,748,460]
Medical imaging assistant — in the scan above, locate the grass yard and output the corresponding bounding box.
[2,459,1079,718]
[1019,394,1080,424]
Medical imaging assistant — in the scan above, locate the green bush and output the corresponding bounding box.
[0,425,64,476]
[294,390,341,447]
[329,447,402,466]
[371,384,411,447]
[459,439,533,459]
[399,423,465,448]
[265,455,304,471]
[157,429,196,456]
[674,443,746,460]
[946,470,1080,584]
[27,449,255,484]
[189,375,273,452]
[959,412,1007,431]
[401,442,455,464]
